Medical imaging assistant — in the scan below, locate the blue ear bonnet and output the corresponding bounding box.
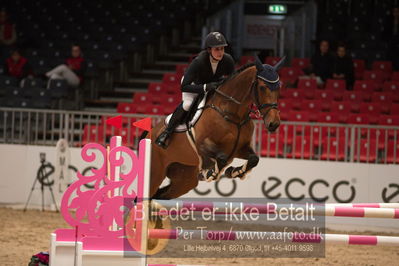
[257,64,280,91]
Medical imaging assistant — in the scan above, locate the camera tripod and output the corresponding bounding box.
[23,157,59,212]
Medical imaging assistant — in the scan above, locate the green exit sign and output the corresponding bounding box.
[268,4,287,14]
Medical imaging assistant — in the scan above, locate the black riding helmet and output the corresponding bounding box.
[204,32,228,48]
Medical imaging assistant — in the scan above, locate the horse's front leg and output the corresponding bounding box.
[198,139,229,182]
[225,145,259,180]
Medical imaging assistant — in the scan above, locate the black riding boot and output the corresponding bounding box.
[155,105,187,149]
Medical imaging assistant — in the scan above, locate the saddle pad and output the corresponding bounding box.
[165,95,207,132]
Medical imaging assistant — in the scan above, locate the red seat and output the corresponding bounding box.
[286,135,315,159]
[176,64,189,76]
[279,98,294,112]
[320,137,348,161]
[162,73,181,87]
[391,71,399,81]
[347,114,370,125]
[353,59,365,80]
[314,90,334,101]
[278,124,295,144]
[279,67,303,84]
[390,104,399,115]
[316,113,339,123]
[371,92,392,103]
[286,88,305,99]
[331,101,352,114]
[82,125,105,145]
[302,100,322,113]
[261,132,284,157]
[304,89,316,99]
[355,139,378,163]
[150,94,163,105]
[354,80,377,91]
[239,55,255,66]
[325,79,346,90]
[291,58,310,70]
[379,115,399,126]
[162,94,181,107]
[383,81,399,92]
[135,103,152,114]
[385,140,399,163]
[297,79,317,90]
[117,103,136,113]
[359,102,382,115]
[363,70,386,83]
[148,105,163,115]
[133,92,149,104]
[148,82,167,94]
[163,105,175,115]
[265,56,281,66]
[372,61,392,74]
[342,90,364,102]
[290,111,311,122]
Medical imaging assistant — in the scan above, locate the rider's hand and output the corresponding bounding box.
[204,82,220,92]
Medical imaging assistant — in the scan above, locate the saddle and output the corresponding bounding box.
[164,93,208,133]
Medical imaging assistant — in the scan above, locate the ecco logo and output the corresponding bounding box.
[261,176,356,203]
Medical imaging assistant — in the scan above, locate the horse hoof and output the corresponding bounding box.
[224,167,234,178]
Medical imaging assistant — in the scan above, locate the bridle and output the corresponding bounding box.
[212,73,279,123]
[196,73,279,161]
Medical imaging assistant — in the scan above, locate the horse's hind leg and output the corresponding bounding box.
[153,163,199,200]
[225,145,259,180]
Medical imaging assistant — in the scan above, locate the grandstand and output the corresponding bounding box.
[0,0,398,164]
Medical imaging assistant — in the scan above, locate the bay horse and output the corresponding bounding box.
[148,55,283,199]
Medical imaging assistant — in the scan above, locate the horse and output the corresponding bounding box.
[148,55,283,200]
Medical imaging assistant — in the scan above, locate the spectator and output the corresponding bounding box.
[0,9,17,47]
[45,44,86,87]
[309,40,334,85]
[332,44,354,90]
[4,48,32,80]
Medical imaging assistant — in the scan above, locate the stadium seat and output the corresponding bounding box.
[316,113,339,124]
[265,56,281,66]
[162,73,181,87]
[347,113,370,125]
[286,135,315,159]
[239,55,255,66]
[372,61,392,74]
[286,88,305,99]
[82,125,105,145]
[359,102,382,115]
[302,100,322,113]
[291,58,310,70]
[133,92,149,104]
[117,103,136,113]
[261,133,284,157]
[175,64,189,76]
[353,80,377,96]
[279,98,294,113]
[378,115,399,126]
[320,137,348,161]
[279,67,303,85]
[390,104,399,115]
[355,139,378,163]
[148,82,167,94]
[162,94,181,107]
[363,70,386,83]
[384,140,399,163]
[353,59,365,80]
[325,79,346,90]
[148,105,163,115]
[297,79,317,90]
[382,81,399,92]
[314,90,334,102]
[391,71,399,81]
[342,90,365,102]
[371,92,392,103]
[331,101,352,114]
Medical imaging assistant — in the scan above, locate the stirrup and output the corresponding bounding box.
[155,131,170,149]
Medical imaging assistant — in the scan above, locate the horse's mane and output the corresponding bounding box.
[220,63,255,85]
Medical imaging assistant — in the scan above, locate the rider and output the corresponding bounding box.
[155,32,235,148]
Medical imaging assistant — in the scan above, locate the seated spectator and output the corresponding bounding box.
[45,44,86,87]
[0,9,17,47]
[332,44,354,90]
[308,40,334,85]
[4,48,33,80]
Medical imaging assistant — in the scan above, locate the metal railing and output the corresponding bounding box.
[1,108,398,164]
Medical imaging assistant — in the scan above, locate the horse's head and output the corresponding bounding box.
[252,54,284,132]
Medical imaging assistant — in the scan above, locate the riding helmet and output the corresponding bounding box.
[204,32,228,48]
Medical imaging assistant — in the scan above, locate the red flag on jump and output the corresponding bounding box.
[106,115,122,129]
[133,117,152,132]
